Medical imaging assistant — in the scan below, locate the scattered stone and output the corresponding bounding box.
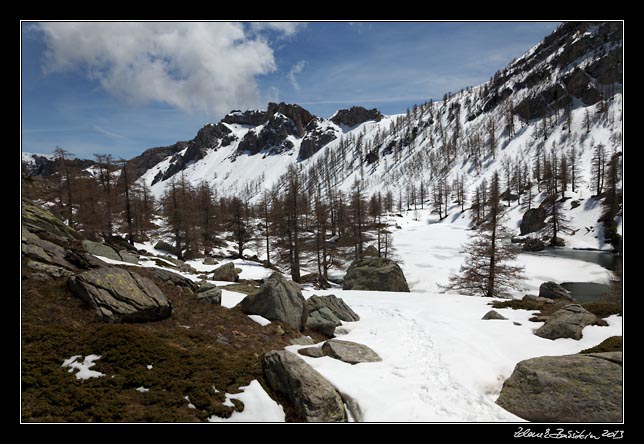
[239,273,308,331]
[212,262,242,282]
[26,260,74,278]
[539,281,575,301]
[343,257,410,292]
[482,310,507,320]
[496,352,622,422]
[534,304,599,340]
[154,241,180,256]
[522,238,546,252]
[306,295,360,322]
[298,347,324,358]
[196,287,222,305]
[203,257,218,266]
[262,350,347,422]
[513,322,522,326]
[289,336,315,346]
[68,267,172,322]
[321,339,381,364]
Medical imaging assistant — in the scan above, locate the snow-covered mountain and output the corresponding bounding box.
[132,21,621,247]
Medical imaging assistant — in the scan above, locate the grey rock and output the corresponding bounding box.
[321,339,382,364]
[289,336,315,346]
[262,350,347,422]
[212,262,241,282]
[203,257,218,266]
[306,294,360,322]
[522,238,546,252]
[496,352,622,422]
[519,207,547,236]
[154,241,180,256]
[197,287,222,305]
[513,322,522,326]
[539,281,575,301]
[82,240,122,262]
[239,273,308,331]
[21,199,83,243]
[22,231,75,270]
[343,257,410,292]
[306,307,341,337]
[118,249,139,264]
[68,267,172,322]
[26,260,74,278]
[298,346,324,358]
[334,327,350,335]
[482,310,507,320]
[534,304,599,340]
[150,268,199,292]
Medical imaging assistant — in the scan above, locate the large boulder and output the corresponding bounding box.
[68,267,172,322]
[212,262,242,282]
[154,241,180,256]
[149,268,199,293]
[306,295,360,322]
[196,284,222,305]
[343,257,410,292]
[534,304,599,340]
[82,240,122,262]
[321,339,382,364]
[306,307,341,337]
[21,199,83,243]
[238,273,308,331]
[496,352,622,422]
[519,207,547,235]
[262,350,347,422]
[539,281,574,301]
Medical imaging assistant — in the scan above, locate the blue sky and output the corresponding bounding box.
[22,21,559,160]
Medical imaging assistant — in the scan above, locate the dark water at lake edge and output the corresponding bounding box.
[521,248,617,302]
[520,248,616,270]
[560,282,611,303]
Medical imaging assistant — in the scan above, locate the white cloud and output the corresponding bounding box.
[250,22,306,37]
[287,60,306,91]
[35,22,298,117]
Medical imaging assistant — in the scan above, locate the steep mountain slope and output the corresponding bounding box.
[134,21,621,247]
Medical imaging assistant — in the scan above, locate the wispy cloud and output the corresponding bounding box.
[287,60,306,91]
[250,22,307,37]
[92,125,128,141]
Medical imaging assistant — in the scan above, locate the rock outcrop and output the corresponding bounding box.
[298,119,338,160]
[262,350,347,422]
[305,295,360,322]
[331,106,383,127]
[519,207,547,235]
[496,352,622,422]
[343,257,410,292]
[534,304,599,340]
[239,273,308,331]
[68,267,172,322]
[321,339,382,364]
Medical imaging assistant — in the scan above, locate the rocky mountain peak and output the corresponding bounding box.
[331,106,383,128]
[266,102,316,137]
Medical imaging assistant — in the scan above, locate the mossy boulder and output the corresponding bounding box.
[212,262,242,282]
[343,257,410,292]
[21,199,83,243]
[496,352,622,422]
[68,267,172,322]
